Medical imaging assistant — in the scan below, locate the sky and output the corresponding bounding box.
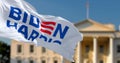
[24,0,120,29]
[0,0,120,44]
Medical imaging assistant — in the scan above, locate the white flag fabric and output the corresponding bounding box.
[0,0,83,61]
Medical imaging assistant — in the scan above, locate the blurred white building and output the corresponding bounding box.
[11,19,120,63]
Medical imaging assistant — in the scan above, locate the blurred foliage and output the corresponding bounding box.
[0,41,10,63]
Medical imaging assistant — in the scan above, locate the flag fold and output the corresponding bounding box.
[0,0,83,61]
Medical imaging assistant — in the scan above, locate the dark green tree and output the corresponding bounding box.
[0,41,10,63]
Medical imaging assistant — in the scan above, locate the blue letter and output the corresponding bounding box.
[28,30,39,41]
[53,40,62,45]
[18,25,28,39]
[39,35,47,42]
[48,38,52,43]
[7,20,18,29]
[29,15,40,28]
[53,24,69,39]
[22,12,28,23]
[9,6,22,20]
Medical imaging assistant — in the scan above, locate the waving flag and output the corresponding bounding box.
[0,0,83,61]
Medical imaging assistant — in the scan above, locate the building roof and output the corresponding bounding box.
[75,19,115,32]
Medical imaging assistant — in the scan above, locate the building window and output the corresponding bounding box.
[17,45,22,53]
[85,45,90,53]
[54,60,58,63]
[117,45,120,53]
[29,60,34,63]
[17,60,21,63]
[42,47,46,53]
[99,60,103,63]
[41,60,46,63]
[30,45,34,53]
[99,45,104,53]
[117,60,120,63]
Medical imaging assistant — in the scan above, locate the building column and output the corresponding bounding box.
[109,37,114,63]
[78,42,81,63]
[74,42,81,63]
[93,37,97,63]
